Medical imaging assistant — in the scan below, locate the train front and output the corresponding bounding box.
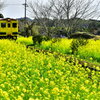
[0,18,19,40]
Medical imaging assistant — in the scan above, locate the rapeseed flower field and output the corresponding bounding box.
[0,39,100,100]
[78,39,100,62]
[24,37,100,63]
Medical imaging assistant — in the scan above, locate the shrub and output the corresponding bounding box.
[95,29,100,35]
[70,38,88,54]
[32,35,51,45]
[70,32,95,39]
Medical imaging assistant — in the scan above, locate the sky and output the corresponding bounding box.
[0,0,31,18]
[0,0,100,19]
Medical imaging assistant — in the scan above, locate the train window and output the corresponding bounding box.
[12,23,17,28]
[1,23,6,28]
[8,23,10,28]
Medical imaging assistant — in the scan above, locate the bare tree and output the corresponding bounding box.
[28,0,100,37]
[62,0,100,36]
[27,0,54,36]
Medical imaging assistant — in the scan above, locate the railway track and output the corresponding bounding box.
[27,45,100,72]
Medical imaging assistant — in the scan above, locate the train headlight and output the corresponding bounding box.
[8,19,11,22]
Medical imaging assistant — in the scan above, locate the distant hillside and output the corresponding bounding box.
[17,17,32,21]
[17,17,100,37]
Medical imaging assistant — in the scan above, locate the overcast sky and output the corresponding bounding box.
[0,0,32,18]
[0,0,100,19]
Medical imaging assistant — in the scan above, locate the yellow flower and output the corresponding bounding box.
[52,87,59,95]
[16,86,20,90]
[2,91,9,97]
[29,98,34,100]
[16,96,23,100]
[60,89,64,93]
[92,84,97,88]
[80,86,89,92]
[84,62,88,67]
[21,93,24,97]
[44,89,49,94]
[90,57,93,60]
[50,81,55,86]
[23,88,27,93]
[85,80,89,84]
[40,87,44,91]
[0,84,5,88]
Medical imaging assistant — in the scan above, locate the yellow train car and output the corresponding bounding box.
[0,18,19,39]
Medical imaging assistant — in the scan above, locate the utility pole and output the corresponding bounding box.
[23,0,28,36]
[25,0,27,22]
[23,0,27,22]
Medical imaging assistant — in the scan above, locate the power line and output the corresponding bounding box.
[5,4,22,5]
[5,1,28,20]
[4,0,23,5]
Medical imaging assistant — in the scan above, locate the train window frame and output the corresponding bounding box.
[1,23,6,28]
[12,23,17,28]
[8,23,11,28]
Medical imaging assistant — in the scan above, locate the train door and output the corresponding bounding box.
[7,22,12,36]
